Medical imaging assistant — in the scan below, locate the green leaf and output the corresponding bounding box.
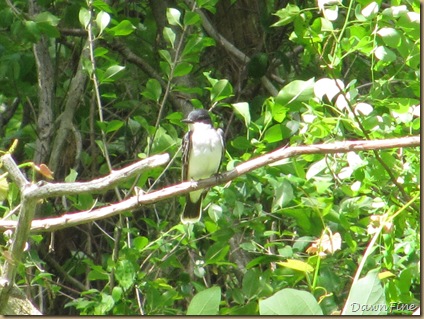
[133,236,149,251]
[34,12,60,26]
[278,259,314,273]
[242,269,260,298]
[79,7,91,29]
[174,62,193,77]
[270,103,288,123]
[272,4,300,27]
[259,288,323,315]
[111,286,123,302]
[184,11,201,26]
[166,8,182,27]
[276,78,315,110]
[374,46,396,62]
[263,124,283,143]
[141,79,162,101]
[342,269,387,315]
[96,11,110,35]
[210,79,233,103]
[232,102,250,128]
[205,242,230,264]
[105,120,124,133]
[187,286,221,315]
[100,65,125,83]
[306,158,327,180]
[108,20,135,36]
[94,293,114,315]
[163,27,176,48]
[272,179,293,210]
[377,27,401,48]
[115,260,136,291]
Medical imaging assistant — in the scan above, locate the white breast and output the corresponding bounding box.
[187,123,223,180]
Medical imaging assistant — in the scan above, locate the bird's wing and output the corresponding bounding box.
[181,130,192,181]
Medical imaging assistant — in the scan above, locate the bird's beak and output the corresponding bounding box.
[181,118,193,124]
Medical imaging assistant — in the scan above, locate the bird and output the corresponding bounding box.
[181,109,225,223]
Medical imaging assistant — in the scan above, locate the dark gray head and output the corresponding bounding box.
[182,109,212,124]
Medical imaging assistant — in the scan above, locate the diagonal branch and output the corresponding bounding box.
[0,135,419,233]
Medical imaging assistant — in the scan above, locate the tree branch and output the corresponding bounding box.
[0,136,419,233]
[30,0,55,165]
[186,0,278,96]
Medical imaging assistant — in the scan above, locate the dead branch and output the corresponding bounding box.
[0,135,419,234]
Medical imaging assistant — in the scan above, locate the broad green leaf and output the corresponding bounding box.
[205,242,230,264]
[259,288,323,315]
[94,47,109,57]
[276,78,315,110]
[79,7,91,29]
[263,124,283,143]
[184,11,201,26]
[108,20,135,36]
[105,120,124,133]
[174,62,193,77]
[166,8,182,27]
[115,260,136,291]
[342,269,387,315]
[96,11,110,35]
[186,286,221,315]
[111,286,123,302]
[242,269,260,298]
[141,78,162,102]
[232,102,250,128]
[211,79,233,103]
[92,0,113,12]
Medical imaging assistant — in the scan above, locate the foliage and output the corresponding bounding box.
[0,0,420,315]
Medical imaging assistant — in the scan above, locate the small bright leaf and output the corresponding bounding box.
[166,8,182,27]
[232,102,250,128]
[79,7,91,29]
[101,65,125,83]
[163,27,175,48]
[96,11,110,35]
[278,259,314,273]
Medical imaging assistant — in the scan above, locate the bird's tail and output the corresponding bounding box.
[181,193,204,224]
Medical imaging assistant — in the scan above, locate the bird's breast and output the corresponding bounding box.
[188,126,223,180]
